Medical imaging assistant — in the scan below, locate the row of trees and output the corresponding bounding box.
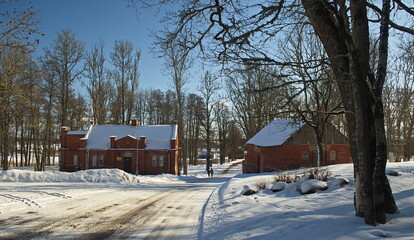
[1,3,412,173]
[0,3,248,171]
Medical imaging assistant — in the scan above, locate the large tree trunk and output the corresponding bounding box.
[302,0,398,225]
[371,0,399,221]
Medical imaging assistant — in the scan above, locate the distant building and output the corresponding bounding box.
[244,119,352,173]
[196,149,221,165]
[60,120,179,175]
[197,149,220,160]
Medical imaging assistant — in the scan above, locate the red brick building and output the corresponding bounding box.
[244,119,352,173]
[60,120,179,175]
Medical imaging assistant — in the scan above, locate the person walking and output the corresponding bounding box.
[210,167,214,177]
[207,168,211,177]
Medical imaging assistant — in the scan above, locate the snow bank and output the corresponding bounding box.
[0,168,180,184]
[202,162,414,240]
[299,179,328,194]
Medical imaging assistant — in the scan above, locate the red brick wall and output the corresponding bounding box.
[114,136,139,149]
[60,131,86,172]
[244,144,352,173]
[60,149,84,172]
[324,145,352,165]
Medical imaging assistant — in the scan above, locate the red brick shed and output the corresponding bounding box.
[60,120,179,175]
[244,119,352,173]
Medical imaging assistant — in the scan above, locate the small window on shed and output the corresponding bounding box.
[302,151,309,162]
[92,155,97,167]
[330,151,337,161]
[99,155,104,166]
[152,156,157,167]
[73,155,78,166]
[159,156,164,167]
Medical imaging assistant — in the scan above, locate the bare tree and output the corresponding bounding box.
[213,101,230,165]
[226,120,244,161]
[384,38,414,161]
[110,40,141,125]
[280,26,342,167]
[197,71,219,171]
[43,29,85,128]
[186,93,204,165]
[162,35,192,174]
[84,42,111,124]
[0,1,42,170]
[0,3,42,49]
[226,66,285,140]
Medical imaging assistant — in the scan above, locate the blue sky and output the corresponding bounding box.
[3,0,182,91]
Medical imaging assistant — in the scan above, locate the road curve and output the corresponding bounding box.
[0,162,240,240]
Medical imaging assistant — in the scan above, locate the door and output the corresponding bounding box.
[259,155,264,173]
[124,157,132,173]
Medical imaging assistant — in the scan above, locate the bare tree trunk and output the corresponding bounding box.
[302,0,398,225]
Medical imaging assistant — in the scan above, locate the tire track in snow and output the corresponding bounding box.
[0,193,154,240]
[77,191,172,240]
[0,194,41,208]
[34,191,72,199]
[142,188,199,240]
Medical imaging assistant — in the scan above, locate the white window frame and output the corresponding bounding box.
[92,155,97,167]
[73,155,78,166]
[152,156,157,167]
[302,151,309,162]
[159,156,164,167]
[329,151,337,161]
[99,155,104,167]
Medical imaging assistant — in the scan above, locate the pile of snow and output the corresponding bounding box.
[0,159,242,185]
[0,168,179,184]
[202,162,414,240]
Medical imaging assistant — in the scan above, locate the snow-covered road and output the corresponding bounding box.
[0,162,241,240]
[3,161,413,239]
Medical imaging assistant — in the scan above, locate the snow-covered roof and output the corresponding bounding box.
[85,125,177,150]
[67,131,87,135]
[246,119,304,147]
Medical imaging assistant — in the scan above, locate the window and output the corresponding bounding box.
[159,156,164,167]
[152,156,157,167]
[330,151,337,161]
[92,155,97,167]
[302,151,309,162]
[73,155,78,166]
[99,155,104,166]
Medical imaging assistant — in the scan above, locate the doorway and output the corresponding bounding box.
[124,152,132,173]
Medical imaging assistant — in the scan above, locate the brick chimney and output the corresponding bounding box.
[139,136,147,149]
[80,138,87,148]
[110,136,117,148]
[60,127,68,147]
[131,119,138,126]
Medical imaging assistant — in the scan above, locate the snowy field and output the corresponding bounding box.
[1,161,414,239]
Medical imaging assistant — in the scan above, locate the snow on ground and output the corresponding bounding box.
[202,162,414,240]
[185,161,235,178]
[1,161,414,239]
[0,168,181,184]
